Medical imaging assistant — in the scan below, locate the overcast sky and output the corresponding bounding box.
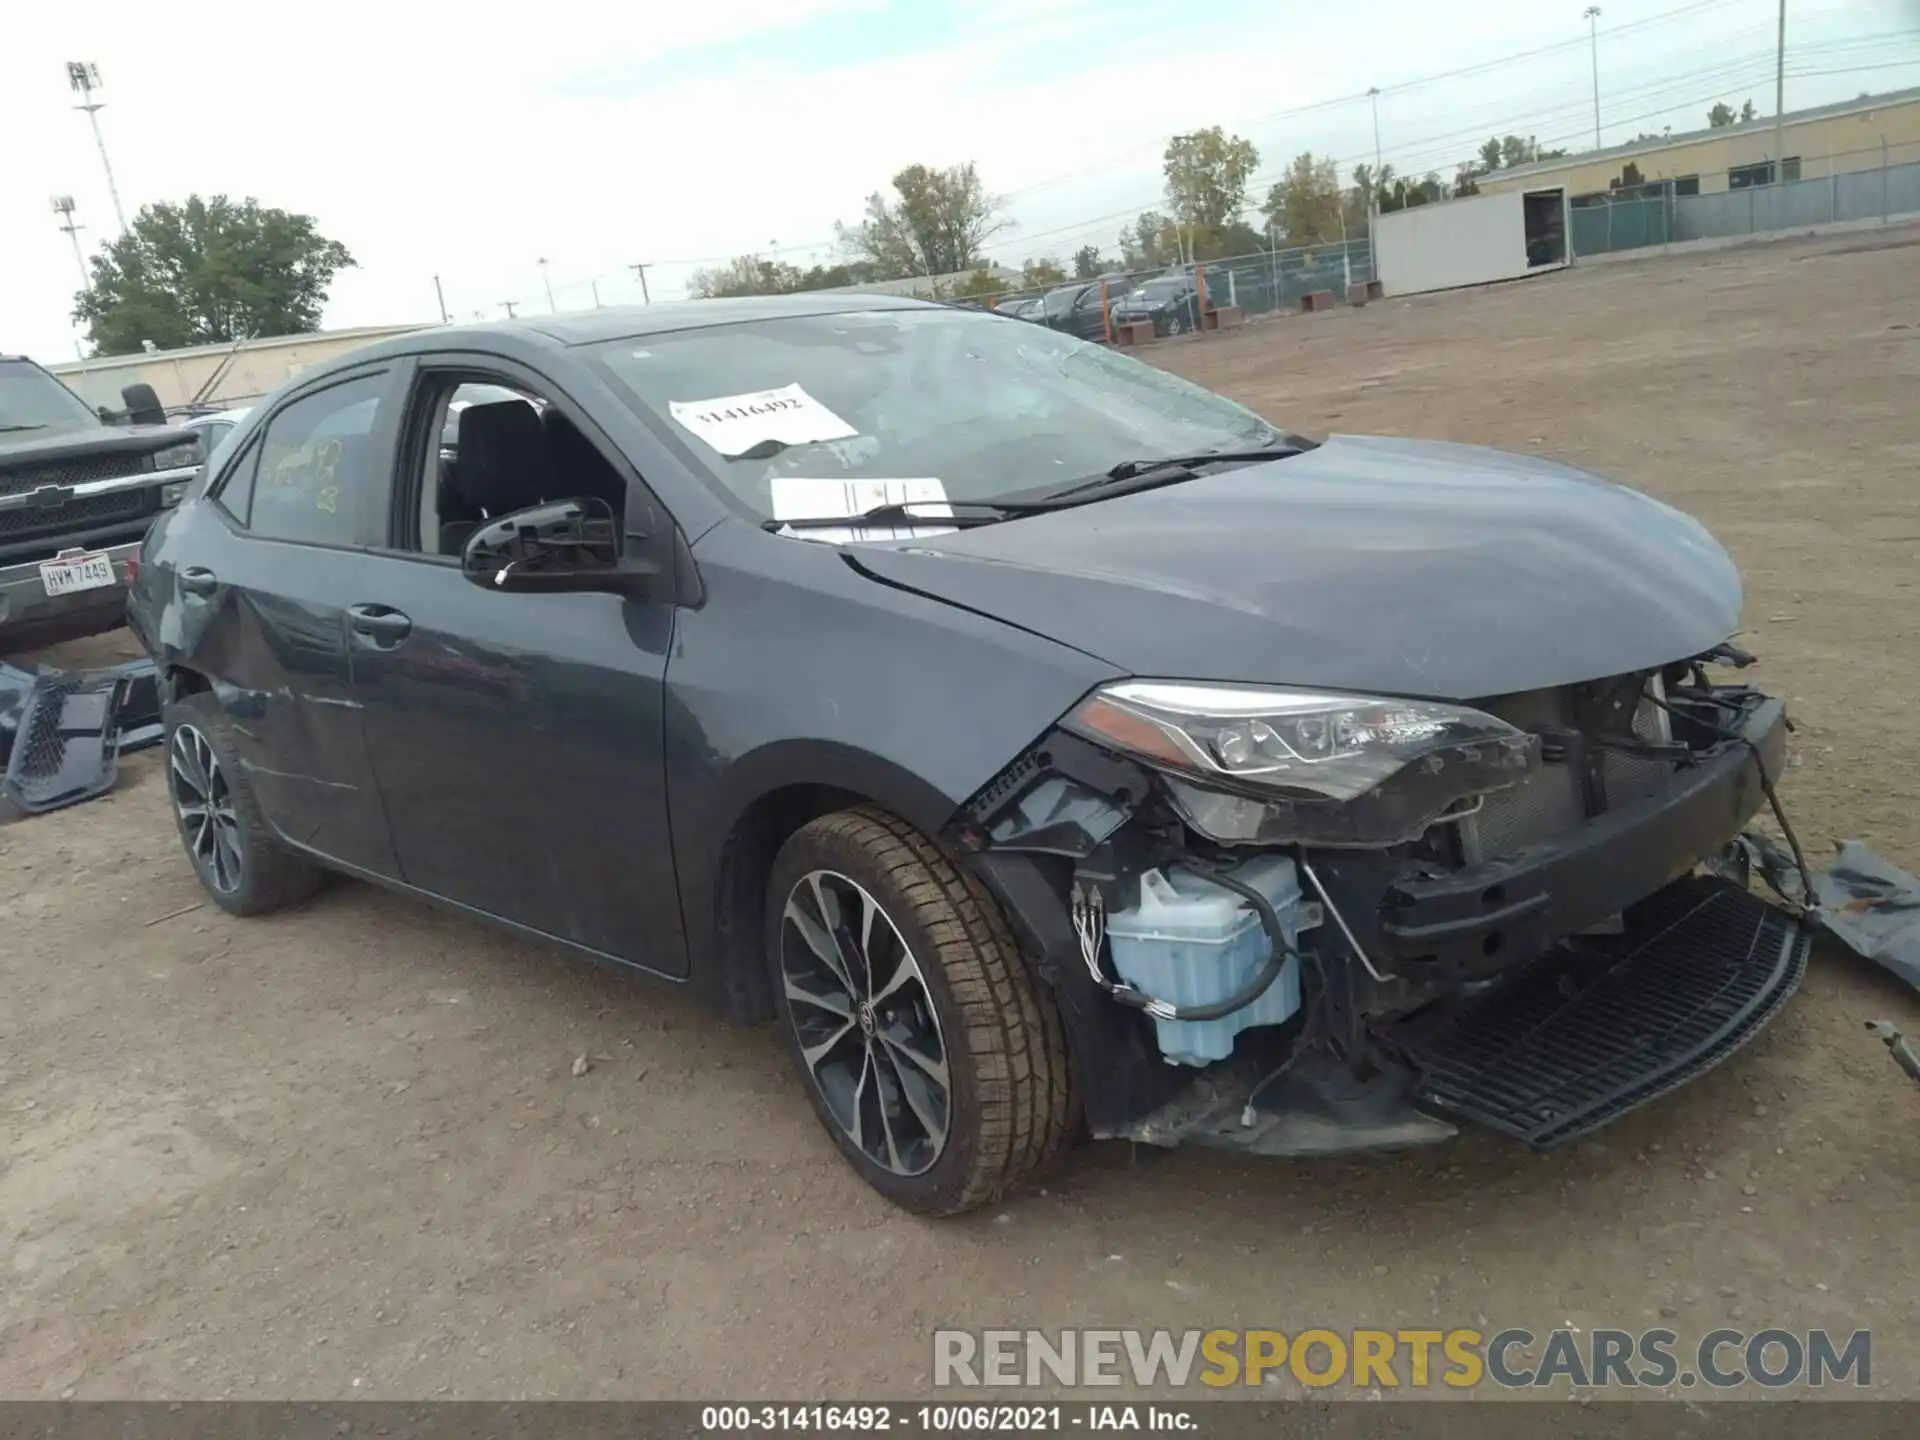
[4,0,1917,361]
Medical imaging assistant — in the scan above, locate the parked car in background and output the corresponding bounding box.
[1038,275,1135,342]
[995,295,1046,321]
[130,294,1805,1217]
[1,354,206,651]
[176,408,252,468]
[1109,275,1204,336]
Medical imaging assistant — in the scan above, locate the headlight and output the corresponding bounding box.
[149,439,205,471]
[1062,680,1539,848]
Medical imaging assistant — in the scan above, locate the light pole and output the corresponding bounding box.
[630,262,652,304]
[51,195,90,291]
[66,62,127,235]
[1583,8,1603,149]
[51,196,92,366]
[537,257,556,312]
[1367,88,1383,215]
[1774,0,1787,183]
[432,275,449,324]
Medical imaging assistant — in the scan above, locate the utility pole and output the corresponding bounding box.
[1774,0,1787,182]
[501,300,519,319]
[1584,8,1604,149]
[66,62,127,235]
[432,274,450,324]
[537,257,556,312]
[1367,88,1383,214]
[591,279,602,308]
[630,262,651,304]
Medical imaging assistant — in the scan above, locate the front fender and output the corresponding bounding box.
[664,520,1120,1016]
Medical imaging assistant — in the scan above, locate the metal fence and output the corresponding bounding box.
[1570,147,1920,259]
[963,238,1374,324]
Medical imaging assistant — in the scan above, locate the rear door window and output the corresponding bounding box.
[247,375,388,547]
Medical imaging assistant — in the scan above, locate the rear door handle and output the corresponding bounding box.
[346,603,412,644]
[179,565,218,597]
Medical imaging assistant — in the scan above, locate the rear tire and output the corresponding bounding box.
[162,690,322,917]
[767,806,1080,1215]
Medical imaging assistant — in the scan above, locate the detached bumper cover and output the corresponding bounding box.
[1,657,162,814]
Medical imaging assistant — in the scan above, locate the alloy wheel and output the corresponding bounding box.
[170,723,243,895]
[780,869,951,1176]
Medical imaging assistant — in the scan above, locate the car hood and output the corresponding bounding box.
[0,422,192,467]
[844,435,1742,701]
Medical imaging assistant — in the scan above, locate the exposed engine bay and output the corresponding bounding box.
[952,644,1815,1158]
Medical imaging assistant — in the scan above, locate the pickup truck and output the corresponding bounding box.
[1,354,205,652]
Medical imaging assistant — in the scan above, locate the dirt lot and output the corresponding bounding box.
[4,228,1918,1401]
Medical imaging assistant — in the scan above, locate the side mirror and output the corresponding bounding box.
[461,497,660,598]
[121,382,167,427]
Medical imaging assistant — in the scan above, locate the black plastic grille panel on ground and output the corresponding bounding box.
[1395,876,1808,1148]
[1,671,123,814]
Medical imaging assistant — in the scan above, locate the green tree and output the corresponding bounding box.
[951,267,1007,300]
[1071,244,1104,279]
[1479,137,1505,172]
[1259,153,1343,246]
[688,254,809,297]
[834,162,1006,278]
[1118,210,1180,269]
[1022,257,1068,288]
[1163,127,1260,233]
[1708,101,1737,127]
[73,195,354,355]
[793,260,877,290]
[1741,98,1757,122]
[1453,163,1482,199]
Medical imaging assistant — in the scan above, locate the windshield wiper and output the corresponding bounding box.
[764,501,1015,533]
[985,444,1304,509]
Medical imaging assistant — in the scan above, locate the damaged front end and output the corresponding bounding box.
[950,646,1812,1158]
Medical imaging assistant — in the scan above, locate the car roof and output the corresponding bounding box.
[284,292,970,394]
[438,292,940,349]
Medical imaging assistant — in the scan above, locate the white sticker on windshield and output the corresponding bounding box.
[770,477,955,545]
[668,384,857,458]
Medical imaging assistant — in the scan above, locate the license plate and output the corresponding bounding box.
[39,549,118,597]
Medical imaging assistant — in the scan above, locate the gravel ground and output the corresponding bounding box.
[3,226,1918,1402]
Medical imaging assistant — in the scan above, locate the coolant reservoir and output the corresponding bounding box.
[1104,855,1313,1067]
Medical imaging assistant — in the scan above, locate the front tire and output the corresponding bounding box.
[163,690,322,917]
[767,807,1079,1215]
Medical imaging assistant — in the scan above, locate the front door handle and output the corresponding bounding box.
[346,603,412,644]
[179,565,218,597]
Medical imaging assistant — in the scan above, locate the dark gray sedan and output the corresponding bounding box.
[128,295,1807,1214]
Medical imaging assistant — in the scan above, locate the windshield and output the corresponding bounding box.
[590,308,1278,518]
[1136,278,1186,301]
[0,361,101,435]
